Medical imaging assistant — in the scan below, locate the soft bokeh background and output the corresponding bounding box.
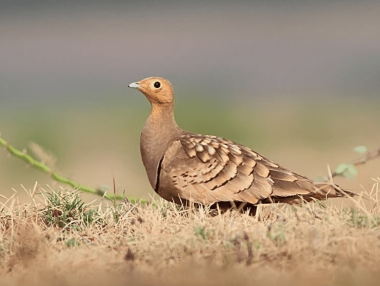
[1,0,379,201]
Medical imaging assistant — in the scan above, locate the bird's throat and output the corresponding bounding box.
[140,103,182,189]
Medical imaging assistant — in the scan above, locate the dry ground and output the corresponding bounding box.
[1,180,380,286]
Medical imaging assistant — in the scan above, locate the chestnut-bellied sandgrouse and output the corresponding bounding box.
[128,77,354,212]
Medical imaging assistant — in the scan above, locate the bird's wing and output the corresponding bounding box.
[158,133,340,205]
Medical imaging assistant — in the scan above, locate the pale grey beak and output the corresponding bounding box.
[128,82,140,88]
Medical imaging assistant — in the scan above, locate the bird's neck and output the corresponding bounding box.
[140,103,183,189]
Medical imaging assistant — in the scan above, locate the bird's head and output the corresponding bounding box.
[128,77,174,105]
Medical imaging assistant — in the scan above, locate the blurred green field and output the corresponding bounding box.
[1,94,379,202]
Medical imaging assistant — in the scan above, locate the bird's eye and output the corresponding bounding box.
[154,81,161,88]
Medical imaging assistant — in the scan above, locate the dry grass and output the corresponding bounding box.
[1,180,380,286]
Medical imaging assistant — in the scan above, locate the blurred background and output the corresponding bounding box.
[1,0,379,201]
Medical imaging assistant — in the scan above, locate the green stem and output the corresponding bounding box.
[0,135,146,203]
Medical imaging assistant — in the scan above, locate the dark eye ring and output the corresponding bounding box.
[154,81,161,88]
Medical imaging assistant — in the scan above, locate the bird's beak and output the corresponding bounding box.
[128,82,140,89]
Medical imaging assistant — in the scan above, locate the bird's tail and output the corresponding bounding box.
[267,182,356,204]
[313,182,356,199]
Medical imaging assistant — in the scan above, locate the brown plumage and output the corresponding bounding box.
[128,77,355,213]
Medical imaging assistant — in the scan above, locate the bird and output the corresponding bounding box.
[128,77,354,213]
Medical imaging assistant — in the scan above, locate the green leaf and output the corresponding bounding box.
[335,163,348,174]
[353,145,367,154]
[335,163,358,179]
[344,164,358,179]
[314,175,327,182]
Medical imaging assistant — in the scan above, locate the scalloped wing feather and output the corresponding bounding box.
[158,133,353,205]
